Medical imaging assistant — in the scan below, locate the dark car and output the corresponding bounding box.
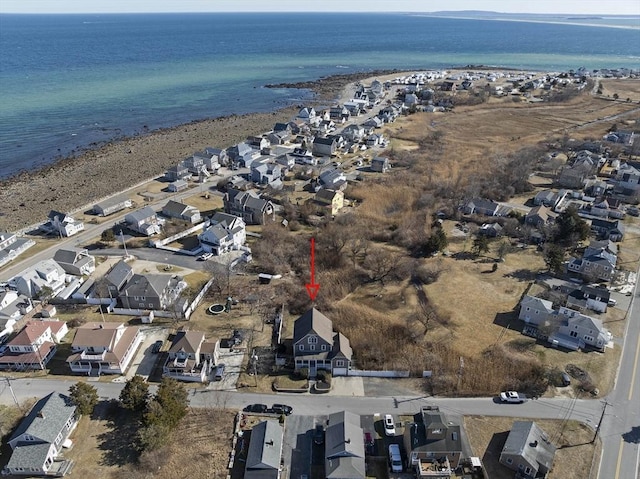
[313,424,324,445]
[244,404,268,414]
[270,404,293,415]
[214,363,225,381]
[151,340,163,354]
[364,432,375,454]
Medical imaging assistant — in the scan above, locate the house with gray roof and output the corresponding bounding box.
[293,308,353,377]
[224,189,275,225]
[518,295,554,326]
[325,411,365,479]
[102,260,134,297]
[161,200,201,224]
[567,239,617,281]
[251,162,283,189]
[198,212,246,255]
[312,136,338,157]
[43,210,85,237]
[168,179,189,193]
[590,218,625,242]
[3,392,78,477]
[92,196,132,217]
[462,198,501,216]
[9,259,66,299]
[163,328,220,383]
[318,168,347,191]
[125,206,163,236]
[550,306,612,352]
[166,161,190,182]
[0,232,35,268]
[0,290,33,341]
[371,156,390,173]
[499,421,556,479]
[245,420,284,479]
[403,407,464,477]
[119,273,184,311]
[566,285,610,314]
[53,248,95,276]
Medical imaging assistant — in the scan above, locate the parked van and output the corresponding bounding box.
[561,372,571,386]
[388,444,403,473]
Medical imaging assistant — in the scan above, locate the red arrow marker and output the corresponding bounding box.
[305,237,320,301]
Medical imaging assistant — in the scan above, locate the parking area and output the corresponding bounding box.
[207,346,245,389]
[125,325,171,380]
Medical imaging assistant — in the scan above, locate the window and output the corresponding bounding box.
[525,467,531,474]
[506,458,513,464]
[308,336,317,344]
[570,331,578,338]
[321,344,327,351]
[298,345,304,351]
[336,360,344,367]
[309,345,315,351]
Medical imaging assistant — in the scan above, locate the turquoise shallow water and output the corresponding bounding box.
[0,12,639,179]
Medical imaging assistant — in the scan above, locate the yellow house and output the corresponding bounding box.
[315,189,344,216]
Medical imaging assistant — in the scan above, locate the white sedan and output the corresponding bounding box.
[499,391,527,403]
[383,414,396,436]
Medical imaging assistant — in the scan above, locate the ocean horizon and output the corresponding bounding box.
[1,12,639,179]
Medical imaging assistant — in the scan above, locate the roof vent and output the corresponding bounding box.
[530,440,538,448]
[345,438,351,444]
[266,439,274,446]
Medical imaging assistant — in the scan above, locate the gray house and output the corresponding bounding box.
[325,411,365,479]
[224,189,275,225]
[462,198,501,216]
[499,421,556,479]
[312,136,338,157]
[119,274,184,311]
[293,308,353,376]
[162,200,201,224]
[3,393,78,477]
[53,248,95,276]
[245,420,284,479]
[518,296,554,326]
[125,206,163,236]
[567,240,617,282]
[103,260,134,297]
[166,162,190,182]
[371,156,390,173]
[93,196,132,217]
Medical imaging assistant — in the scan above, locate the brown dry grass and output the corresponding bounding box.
[465,416,600,479]
[598,78,640,102]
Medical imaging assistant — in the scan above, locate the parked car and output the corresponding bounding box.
[151,340,163,354]
[383,414,396,436]
[314,424,325,445]
[364,432,375,454]
[271,404,293,415]
[561,372,572,386]
[608,298,617,307]
[214,363,225,381]
[388,443,403,473]
[499,391,527,403]
[244,404,268,413]
[199,252,213,261]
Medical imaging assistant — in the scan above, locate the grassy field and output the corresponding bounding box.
[465,416,600,479]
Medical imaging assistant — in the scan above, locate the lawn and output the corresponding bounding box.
[465,416,600,479]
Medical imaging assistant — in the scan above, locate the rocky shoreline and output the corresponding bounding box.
[0,70,396,232]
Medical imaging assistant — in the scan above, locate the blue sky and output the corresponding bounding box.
[1,0,639,15]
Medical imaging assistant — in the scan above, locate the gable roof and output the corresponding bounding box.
[325,411,365,479]
[520,295,554,314]
[10,392,76,446]
[293,308,334,345]
[122,274,171,299]
[169,329,205,354]
[501,421,556,473]
[162,200,192,217]
[245,420,283,479]
[104,260,133,289]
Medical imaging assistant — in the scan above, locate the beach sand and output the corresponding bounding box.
[0,70,400,232]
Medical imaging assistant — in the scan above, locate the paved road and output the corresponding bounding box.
[598,260,640,479]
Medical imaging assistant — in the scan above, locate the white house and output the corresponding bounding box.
[45,210,85,237]
[0,320,68,370]
[3,393,78,477]
[125,206,163,236]
[66,322,143,375]
[9,259,66,299]
[198,213,246,255]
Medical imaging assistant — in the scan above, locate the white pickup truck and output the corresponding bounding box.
[499,391,527,403]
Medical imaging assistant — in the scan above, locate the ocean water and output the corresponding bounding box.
[1,12,639,179]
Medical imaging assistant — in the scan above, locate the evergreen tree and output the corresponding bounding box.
[69,382,99,416]
[544,244,566,274]
[555,206,589,245]
[119,375,149,412]
[472,235,490,257]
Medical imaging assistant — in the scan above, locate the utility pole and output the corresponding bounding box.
[3,377,19,408]
[119,229,129,258]
[592,400,610,444]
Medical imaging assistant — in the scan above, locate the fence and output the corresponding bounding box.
[183,276,216,319]
[149,222,206,248]
[348,369,410,378]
